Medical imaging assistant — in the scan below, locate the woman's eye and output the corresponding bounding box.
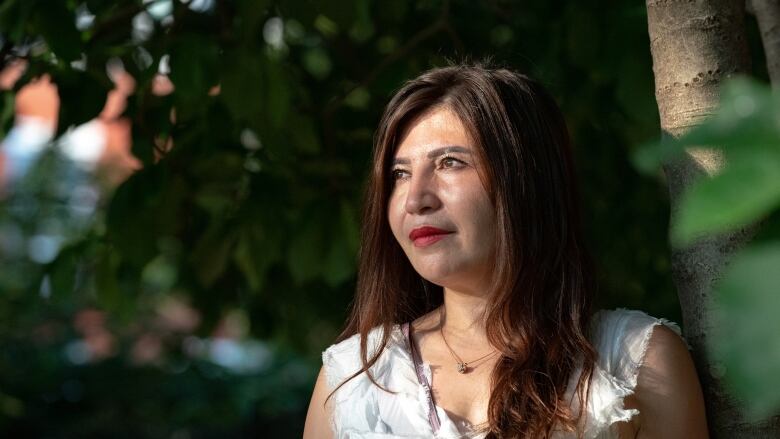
[391,169,409,181]
[439,156,464,168]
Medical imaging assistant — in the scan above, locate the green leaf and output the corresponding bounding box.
[94,244,125,311]
[681,77,780,152]
[190,224,237,288]
[631,77,780,176]
[322,200,359,287]
[288,114,321,154]
[631,135,684,176]
[0,91,14,138]
[36,2,83,63]
[322,235,352,287]
[168,34,220,119]
[710,242,780,420]
[54,69,111,136]
[220,50,265,127]
[671,150,780,246]
[265,59,291,128]
[233,221,282,292]
[286,213,327,284]
[105,167,166,268]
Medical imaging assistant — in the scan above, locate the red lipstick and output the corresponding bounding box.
[409,226,453,247]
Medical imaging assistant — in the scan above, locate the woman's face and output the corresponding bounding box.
[387,106,496,294]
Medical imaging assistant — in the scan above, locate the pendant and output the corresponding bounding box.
[457,362,467,374]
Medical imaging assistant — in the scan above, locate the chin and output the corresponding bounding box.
[411,261,459,287]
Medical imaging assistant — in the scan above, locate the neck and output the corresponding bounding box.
[440,287,490,337]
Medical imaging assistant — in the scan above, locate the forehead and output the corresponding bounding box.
[393,107,473,157]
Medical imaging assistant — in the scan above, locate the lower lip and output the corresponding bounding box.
[412,233,452,247]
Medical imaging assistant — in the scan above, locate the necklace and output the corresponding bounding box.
[438,308,499,374]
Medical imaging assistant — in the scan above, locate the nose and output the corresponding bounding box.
[404,172,442,215]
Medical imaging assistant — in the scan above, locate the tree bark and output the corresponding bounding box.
[748,0,780,86]
[646,0,780,437]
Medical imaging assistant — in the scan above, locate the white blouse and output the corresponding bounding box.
[322,308,683,438]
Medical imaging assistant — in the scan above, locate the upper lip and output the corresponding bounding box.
[409,226,453,241]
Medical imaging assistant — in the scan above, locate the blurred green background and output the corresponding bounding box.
[0,0,774,437]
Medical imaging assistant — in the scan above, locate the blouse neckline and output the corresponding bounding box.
[398,322,487,438]
[401,321,442,433]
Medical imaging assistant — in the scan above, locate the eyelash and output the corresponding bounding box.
[391,155,466,181]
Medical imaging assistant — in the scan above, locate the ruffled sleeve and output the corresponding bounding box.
[321,325,437,438]
[566,308,686,439]
[321,328,386,436]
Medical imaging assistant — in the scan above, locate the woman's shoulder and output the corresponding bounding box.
[589,308,686,385]
[320,324,405,391]
[587,309,707,437]
[568,309,690,437]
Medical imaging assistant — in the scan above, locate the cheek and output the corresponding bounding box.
[463,189,496,243]
[386,194,405,243]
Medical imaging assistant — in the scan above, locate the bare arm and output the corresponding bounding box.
[633,325,709,439]
[303,367,335,439]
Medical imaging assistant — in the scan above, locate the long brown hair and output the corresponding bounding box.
[329,63,598,438]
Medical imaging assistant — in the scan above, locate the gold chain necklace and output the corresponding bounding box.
[438,307,499,374]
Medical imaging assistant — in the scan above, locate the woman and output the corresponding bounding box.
[303,64,707,438]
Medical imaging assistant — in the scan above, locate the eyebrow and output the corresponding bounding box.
[391,145,472,165]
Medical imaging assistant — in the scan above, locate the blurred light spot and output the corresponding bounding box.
[106,58,126,82]
[284,19,305,44]
[710,362,726,379]
[263,17,285,49]
[158,54,171,75]
[156,296,200,332]
[27,234,63,264]
[0,116,55,183]
[314,15,339,37]
[61,379,84,402]
[182,336,206,357]
[39,275,52,299]
[302,48,332,80]
[133,46,154,70]
[64,340,91,365]
[187,0,214,13]
[208,339,271,374]
[58,120,106,170]
[68,184,100,218]
[132,11,155,43]
[240,129,261,150]
[70,53,87,71]
[142,255,178,290]
[376,36,398,55]
[490,25,514,46]
[244,156,261,173]
[75,4,95,31]
[734,94,756,117]
[209,339,242,368]
[345,87,370,110]
[349,19,374,43]
[145,0,173,20]
[216,309,249,339]
[131,333,162,365]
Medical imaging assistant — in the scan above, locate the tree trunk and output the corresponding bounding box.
[748,0,780,86]
[646,0,780,437]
